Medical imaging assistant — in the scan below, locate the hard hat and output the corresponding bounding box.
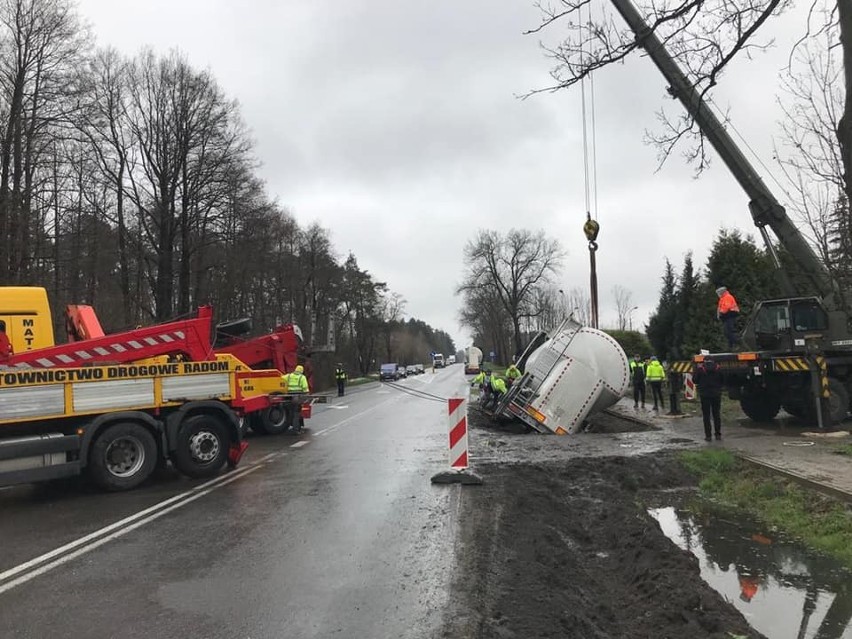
[295,365,304,373]
[715,286,727,295]
[651,356,658,361]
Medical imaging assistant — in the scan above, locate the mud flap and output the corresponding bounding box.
[227,441,249,468]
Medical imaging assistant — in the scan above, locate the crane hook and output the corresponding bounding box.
[583,215,599,251]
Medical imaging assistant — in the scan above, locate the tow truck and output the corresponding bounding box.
[606,0,852,427]
[0,288,293,491]
[213,319,326,434]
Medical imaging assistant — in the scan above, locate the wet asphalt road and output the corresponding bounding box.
[0,366,469,639]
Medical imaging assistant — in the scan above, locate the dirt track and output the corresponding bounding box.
[441,415,765,638]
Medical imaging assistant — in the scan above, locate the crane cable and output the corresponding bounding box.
[579,1,601,328]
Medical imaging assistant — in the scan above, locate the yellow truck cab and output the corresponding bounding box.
[0,286,54,353]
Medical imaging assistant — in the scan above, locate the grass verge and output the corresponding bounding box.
[833,444,852,456]
[679,448,852,568]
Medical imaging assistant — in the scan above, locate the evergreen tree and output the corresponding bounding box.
[706,229,777,314]
[682,281,725,356]
[671,252,697,359]
[646,259,678,359]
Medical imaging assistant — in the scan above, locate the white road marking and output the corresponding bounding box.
[326,405,349,410]
[312,395,401,436]
[289,441,309,448]
[0,464,265,595]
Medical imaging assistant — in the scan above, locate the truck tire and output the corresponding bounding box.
[740,393,781,423]
[825,379,850,424]
[257,404,289,435]
[803,378,849,426]
[87,422,158,491]
[173,414,229,478]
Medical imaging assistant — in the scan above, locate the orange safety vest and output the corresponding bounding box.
[717,291,740,315]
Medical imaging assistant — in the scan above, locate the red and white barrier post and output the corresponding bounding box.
[431,397,481,484]
[448,397,468,470]
[683,373,696,401]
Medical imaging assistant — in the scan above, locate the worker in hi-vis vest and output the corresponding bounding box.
[282,365,309,433]
[334,364,347,397]
[645,356,666,411]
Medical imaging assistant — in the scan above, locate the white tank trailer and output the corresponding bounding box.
[464,346,483,374]
[497,318,629,434]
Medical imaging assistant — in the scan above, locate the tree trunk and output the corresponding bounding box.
[155,196,174,320]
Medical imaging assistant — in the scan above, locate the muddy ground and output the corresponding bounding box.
[441,411,764,639]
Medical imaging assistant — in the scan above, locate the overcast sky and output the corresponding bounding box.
[76,0,808,350]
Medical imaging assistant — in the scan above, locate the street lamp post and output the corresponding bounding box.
[628,306,639,331]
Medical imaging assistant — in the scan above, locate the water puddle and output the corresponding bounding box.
[649,506,852,639]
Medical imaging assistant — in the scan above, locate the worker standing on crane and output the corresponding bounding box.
[716,286,741,350]
[334,363,347,397]
[285,364,310,433]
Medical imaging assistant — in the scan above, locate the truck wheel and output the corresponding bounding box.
[173,414,229,479]
[804,379,849,425]
[825,379,850,424]
[257,404,289,435]
[88,422,158,491]
[740,394,781,423]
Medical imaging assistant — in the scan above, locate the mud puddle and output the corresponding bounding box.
[650,506,852,639]
[442,454,764,638]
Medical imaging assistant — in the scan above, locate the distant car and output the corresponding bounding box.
[380,363,400,381]
[414,364,425,374]
[406,365,419,376]
[397,365,408,378]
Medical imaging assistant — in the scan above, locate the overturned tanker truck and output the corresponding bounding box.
[494,317,630,434]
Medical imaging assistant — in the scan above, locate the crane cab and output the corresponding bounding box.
[0,287,55,354]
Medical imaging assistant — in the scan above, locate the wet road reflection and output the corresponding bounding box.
[650,506,852,639]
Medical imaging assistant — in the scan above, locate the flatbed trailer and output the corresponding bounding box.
[0,354,290,491]
[671,346,849,424]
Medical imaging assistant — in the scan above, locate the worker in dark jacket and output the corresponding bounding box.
[694,357,724,441]
[630,354,646,409]
[334,364,347,397]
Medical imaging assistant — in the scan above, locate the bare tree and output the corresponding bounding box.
[0,0,88,281]
[775,17,848,278]
[379,291,406,362]
[458,228,564,355]
[612,284,634,330]
[527,0,849,179]
[564,286,592,326]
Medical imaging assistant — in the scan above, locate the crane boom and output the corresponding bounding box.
[608,0,839,308]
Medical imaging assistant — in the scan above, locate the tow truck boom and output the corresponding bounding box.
[2,306,216,368]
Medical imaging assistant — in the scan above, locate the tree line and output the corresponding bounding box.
[646,230,778,361]
[0,0,452,381]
